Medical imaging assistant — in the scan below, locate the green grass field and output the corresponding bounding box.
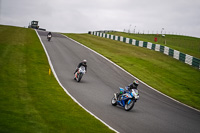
[64,33,200,110]
[0,25,114,133]
[1,24,199,132]
[107,32,200,58]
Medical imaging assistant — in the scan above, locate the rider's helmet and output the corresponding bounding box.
[83,59,87,65]
[133,80,139,86]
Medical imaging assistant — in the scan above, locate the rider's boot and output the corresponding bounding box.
[74,68,78,74]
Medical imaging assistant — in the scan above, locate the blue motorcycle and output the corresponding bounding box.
[111,87,139,111]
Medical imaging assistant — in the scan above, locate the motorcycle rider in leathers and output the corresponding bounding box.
[74,60,87,75]
[47,32,52,38]
[114,80,139,100]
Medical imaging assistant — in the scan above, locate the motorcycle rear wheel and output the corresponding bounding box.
[124,99,135,111]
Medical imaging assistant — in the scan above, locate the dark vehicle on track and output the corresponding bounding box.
[28,21,46,31]
[28,21,39,29]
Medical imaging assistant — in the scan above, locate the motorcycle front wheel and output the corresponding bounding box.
[77,73,83,82]
[124,99,135,111]
[111,97,117,106]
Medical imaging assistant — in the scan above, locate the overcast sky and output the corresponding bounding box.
[1,0,200,37]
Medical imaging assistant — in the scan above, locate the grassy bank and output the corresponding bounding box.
[0,25,114,133]
[64,33,200,110]
[107,32,200,58]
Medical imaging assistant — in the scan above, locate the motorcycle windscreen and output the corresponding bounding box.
[80,66,85,71]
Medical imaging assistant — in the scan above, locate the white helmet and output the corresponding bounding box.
[83,59,87,63]
[133,80,139,86]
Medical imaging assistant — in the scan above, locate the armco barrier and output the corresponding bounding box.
[89,31,200,69]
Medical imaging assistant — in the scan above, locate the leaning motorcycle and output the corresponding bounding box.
[111,87,139,111]
[47,34,52,41]
[74,66,86,82]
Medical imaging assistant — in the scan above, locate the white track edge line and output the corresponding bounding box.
[35,30,119,133]
[62,34,200,113]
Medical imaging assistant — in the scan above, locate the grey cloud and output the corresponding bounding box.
[1,0,200,37]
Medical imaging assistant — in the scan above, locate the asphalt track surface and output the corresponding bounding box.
[37,31,200,133]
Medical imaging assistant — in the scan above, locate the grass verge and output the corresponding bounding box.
[108,32,200,58]
[0,25,114,133]
[64,33,200,110]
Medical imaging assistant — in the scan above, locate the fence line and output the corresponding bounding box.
[89,31,200,69]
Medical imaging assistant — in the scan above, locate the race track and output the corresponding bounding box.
[37,30,200,133]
